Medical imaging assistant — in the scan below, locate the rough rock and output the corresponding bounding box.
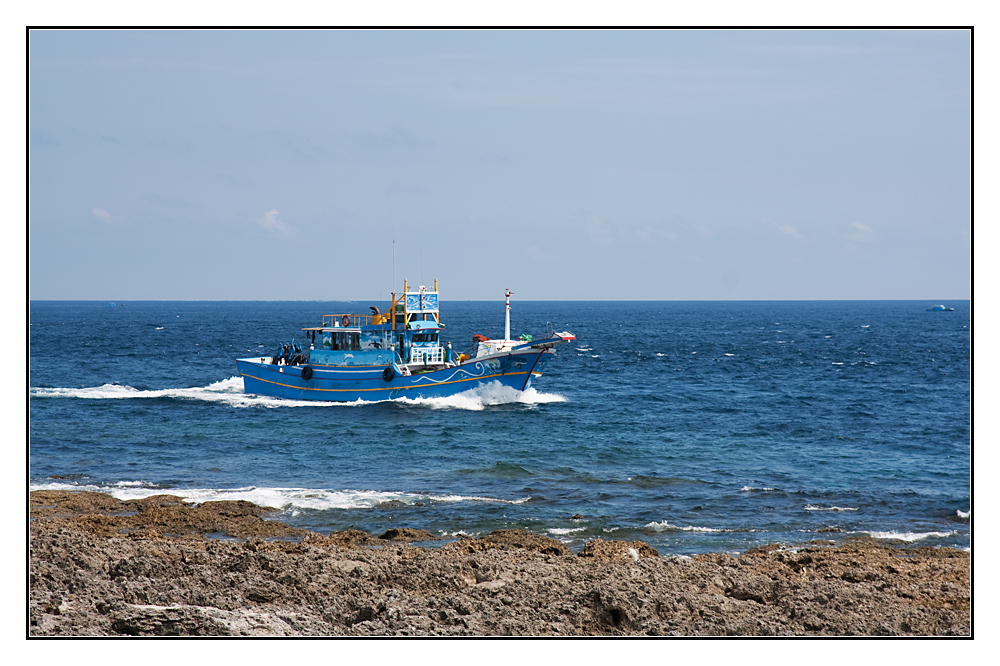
[378,528,438,542]
[578,538,659,561]
[29,491,970,636]
[441,529,572,557]
[29,490,306,540]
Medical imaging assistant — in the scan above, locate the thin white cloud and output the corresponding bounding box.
[749,45,906,59]
[847,221,876,242]
[692,222,714,238]
[524,245,550,261]
[774,223,802,239]
[91,208,127,225]
[586,215,615,247]
[636,225,679,243]
[257,209,291,235]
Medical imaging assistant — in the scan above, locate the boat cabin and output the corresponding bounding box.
[299,279,451,371]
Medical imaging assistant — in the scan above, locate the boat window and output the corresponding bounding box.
[330,332,360,350]
[411,333,439,343]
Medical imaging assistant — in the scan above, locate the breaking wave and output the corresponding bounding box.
[28,481,531,511]
[644,521,726,533]
[864,530,959,542]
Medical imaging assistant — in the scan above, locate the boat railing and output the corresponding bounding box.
[409,346,444,366]
[319,313,392,328]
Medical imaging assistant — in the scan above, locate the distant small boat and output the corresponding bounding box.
[926,304,954,311]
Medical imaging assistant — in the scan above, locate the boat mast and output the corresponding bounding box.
[504,288,513,341]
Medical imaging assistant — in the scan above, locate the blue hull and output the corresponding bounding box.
[237,350,552,402]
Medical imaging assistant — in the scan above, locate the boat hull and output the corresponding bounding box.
[237,349,553,402]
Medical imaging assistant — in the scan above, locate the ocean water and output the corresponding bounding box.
[29,300,971,556]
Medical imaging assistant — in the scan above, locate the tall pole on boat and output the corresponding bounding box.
[505,288,513,341]
[388,195,396,303]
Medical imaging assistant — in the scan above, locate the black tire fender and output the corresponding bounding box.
[383,366,395,382]
[300,365,313,381]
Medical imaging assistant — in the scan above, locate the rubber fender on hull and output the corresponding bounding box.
[382,366,395,382]
[300,365,313,381]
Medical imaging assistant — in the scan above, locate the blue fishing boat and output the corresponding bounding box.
[237,280,575,402]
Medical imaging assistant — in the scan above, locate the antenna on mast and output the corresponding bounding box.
[388,196,396,295]
[505,288,513,341]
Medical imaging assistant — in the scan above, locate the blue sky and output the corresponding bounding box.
[28,29,971,301]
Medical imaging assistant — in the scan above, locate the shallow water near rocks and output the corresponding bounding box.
[29,300,971,556]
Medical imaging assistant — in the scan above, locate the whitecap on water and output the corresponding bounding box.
[28,481,531,511]
[645,521,723,533]
[804,504,857,511]
[864,530,958,542]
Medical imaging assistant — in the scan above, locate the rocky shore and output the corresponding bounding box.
[29,490,970,636]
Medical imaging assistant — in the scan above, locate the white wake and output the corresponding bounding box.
[30,377,567,411]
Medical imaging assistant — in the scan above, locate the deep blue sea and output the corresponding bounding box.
[29,300,971,556]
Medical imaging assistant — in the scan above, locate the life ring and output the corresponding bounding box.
[341,315,351,327]
[382,366,395,382]
[300,365,313,381]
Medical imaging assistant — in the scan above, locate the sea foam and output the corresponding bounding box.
[30,377,566,412]
[28,377,304,409]
[645,521,724,533]
[864,530,958,542]
[804,505,858,512]
[29,482,530,511]
[397,381,567,411]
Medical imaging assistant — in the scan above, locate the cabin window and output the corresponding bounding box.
[411,333,439,343]
[329,332,360,350]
